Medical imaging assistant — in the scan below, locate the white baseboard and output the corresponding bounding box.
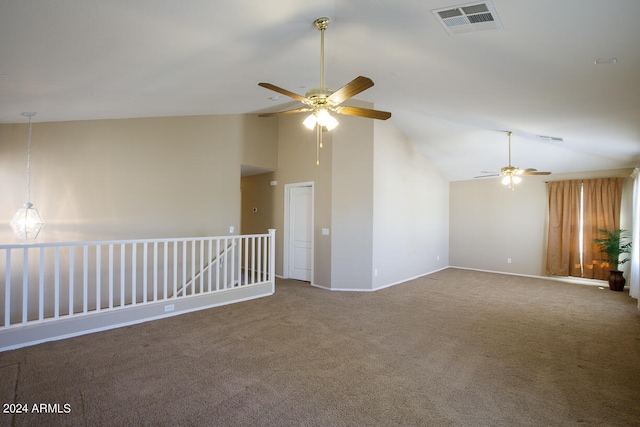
[309,266,450,292]
[449,265,611,287]
[371,266,451,291]
[281,265,612,292]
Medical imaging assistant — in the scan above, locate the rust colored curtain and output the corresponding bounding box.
[546,180,582,276]
[582,178,624,279]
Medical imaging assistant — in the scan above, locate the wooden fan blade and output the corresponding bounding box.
[328,76,374,105]
[336,106,391,120]
[520,170,551,175]
[258,107,311,118]
[258,83,309,103]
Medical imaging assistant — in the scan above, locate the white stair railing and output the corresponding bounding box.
[0,230,275,330]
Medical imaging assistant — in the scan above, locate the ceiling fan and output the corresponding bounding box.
[258,17,391,164]
[475,131,551,189]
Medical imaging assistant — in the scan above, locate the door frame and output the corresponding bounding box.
[283,181,314,282]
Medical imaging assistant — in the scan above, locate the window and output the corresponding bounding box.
[546,178,624,279]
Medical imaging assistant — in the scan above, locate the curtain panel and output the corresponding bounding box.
[630,168,639,300]
[546,180,581,276]
[546,178,624,279]
[582,178,624,280]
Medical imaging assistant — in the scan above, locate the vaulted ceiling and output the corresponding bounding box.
[1,0,639,180]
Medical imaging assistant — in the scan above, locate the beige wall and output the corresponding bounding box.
[241,172,276,235]
[8,110,627,291]
[0,115,278,245]
[372,120,450,289]
[450,168,635,276]
[241,115,278,169]
[272,105,451,291]
[271,114,333,286]
[330,113,375,290]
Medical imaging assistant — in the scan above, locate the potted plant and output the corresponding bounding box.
[592,229,632,291]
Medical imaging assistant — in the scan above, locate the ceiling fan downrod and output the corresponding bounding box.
[314,17,329,89]
[506,131,512,167]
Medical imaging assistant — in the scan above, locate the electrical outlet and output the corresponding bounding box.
[507,258,512,264]
[164,304,175,312]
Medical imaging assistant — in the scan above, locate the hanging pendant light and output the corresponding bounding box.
[10,112,44,239]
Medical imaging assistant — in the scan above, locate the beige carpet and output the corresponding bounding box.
[1,268,639,426]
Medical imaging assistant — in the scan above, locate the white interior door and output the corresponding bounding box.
[289,186,312,281]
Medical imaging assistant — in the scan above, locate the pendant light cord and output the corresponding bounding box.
[26,114,33,205]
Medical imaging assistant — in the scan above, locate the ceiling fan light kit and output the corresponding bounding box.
[258,17,391,164]
[303,108,338,131]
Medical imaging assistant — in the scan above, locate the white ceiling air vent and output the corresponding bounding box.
[432,1,503,35]
[536,135,564,142]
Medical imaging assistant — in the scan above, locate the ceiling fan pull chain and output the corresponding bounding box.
[316,124,321,165]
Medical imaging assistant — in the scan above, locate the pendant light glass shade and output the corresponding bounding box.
[11,112,44,239]
[10,203,44,239]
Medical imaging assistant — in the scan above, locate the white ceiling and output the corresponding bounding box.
[1,0,639,181]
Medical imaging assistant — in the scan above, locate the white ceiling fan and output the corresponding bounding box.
[475,131,551,189]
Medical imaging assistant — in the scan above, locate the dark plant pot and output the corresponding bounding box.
[608,270,626,291]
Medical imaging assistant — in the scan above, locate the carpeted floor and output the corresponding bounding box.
[1,268,639,426]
